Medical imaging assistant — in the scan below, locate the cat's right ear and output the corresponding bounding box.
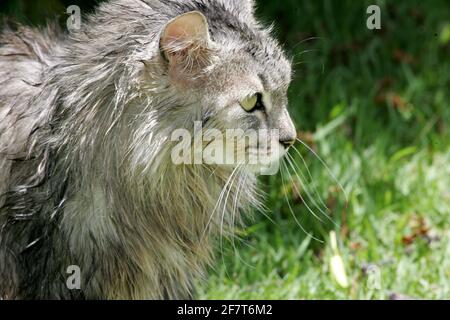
[160,11,212,67]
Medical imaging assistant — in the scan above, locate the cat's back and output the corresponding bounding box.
[0,25,61,199]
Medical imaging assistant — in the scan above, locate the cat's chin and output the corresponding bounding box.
[219,159,282,176]
[210,151,285,176]
[246,161,282,176]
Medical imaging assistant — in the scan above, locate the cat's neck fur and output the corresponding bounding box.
[61,161,255,299]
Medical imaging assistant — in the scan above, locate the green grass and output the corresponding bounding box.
[1,0,449,300]
[200,148,450,299]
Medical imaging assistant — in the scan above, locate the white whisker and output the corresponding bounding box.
[201,164,241,241]
[280,161,323,243]
[285,153,338,227]
[289,146,330,211]
[229,169,255,270]
[282,157,324,223]
[219,163,243,279]
[295,138,349,203]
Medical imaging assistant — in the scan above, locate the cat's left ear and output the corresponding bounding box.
[160,11,212,66]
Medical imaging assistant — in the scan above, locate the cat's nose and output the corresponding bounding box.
[275,107,296,148]
[279,137,295,148]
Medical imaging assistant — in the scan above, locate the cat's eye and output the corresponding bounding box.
[240,93,265,112]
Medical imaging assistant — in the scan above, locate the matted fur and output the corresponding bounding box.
[0,0,294,299]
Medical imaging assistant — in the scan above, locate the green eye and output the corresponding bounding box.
[240,94,258,111]
[240,93,264,112]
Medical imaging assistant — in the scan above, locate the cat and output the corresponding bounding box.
[0,0,296,299]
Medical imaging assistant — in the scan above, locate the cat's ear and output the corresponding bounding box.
[160,11,211,65]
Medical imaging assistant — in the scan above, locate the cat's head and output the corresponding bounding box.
[149,1,296,175]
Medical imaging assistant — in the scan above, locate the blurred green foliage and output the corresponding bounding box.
[0,0,96,25]
[1,0,449,299]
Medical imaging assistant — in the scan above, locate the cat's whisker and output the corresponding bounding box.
[279,161,323,243]
[229,169,255,270]
[285,153,336,226]
[220,164,242,237]
[290,36,327,78]
[292,60,307,68]
[201,163,240,242]
[285,154,326,213]
[292,48,321,60]
[287,148,330,213]
[219,163,244,279]
[253,197,276,226]
[294,138,349,203]
[290,36,326,51]
[284,154,339,229]
[282,157,324,224]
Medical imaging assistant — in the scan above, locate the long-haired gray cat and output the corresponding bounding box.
[0,0,296,299]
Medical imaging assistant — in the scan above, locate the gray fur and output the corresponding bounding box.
[0,0,295,299]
